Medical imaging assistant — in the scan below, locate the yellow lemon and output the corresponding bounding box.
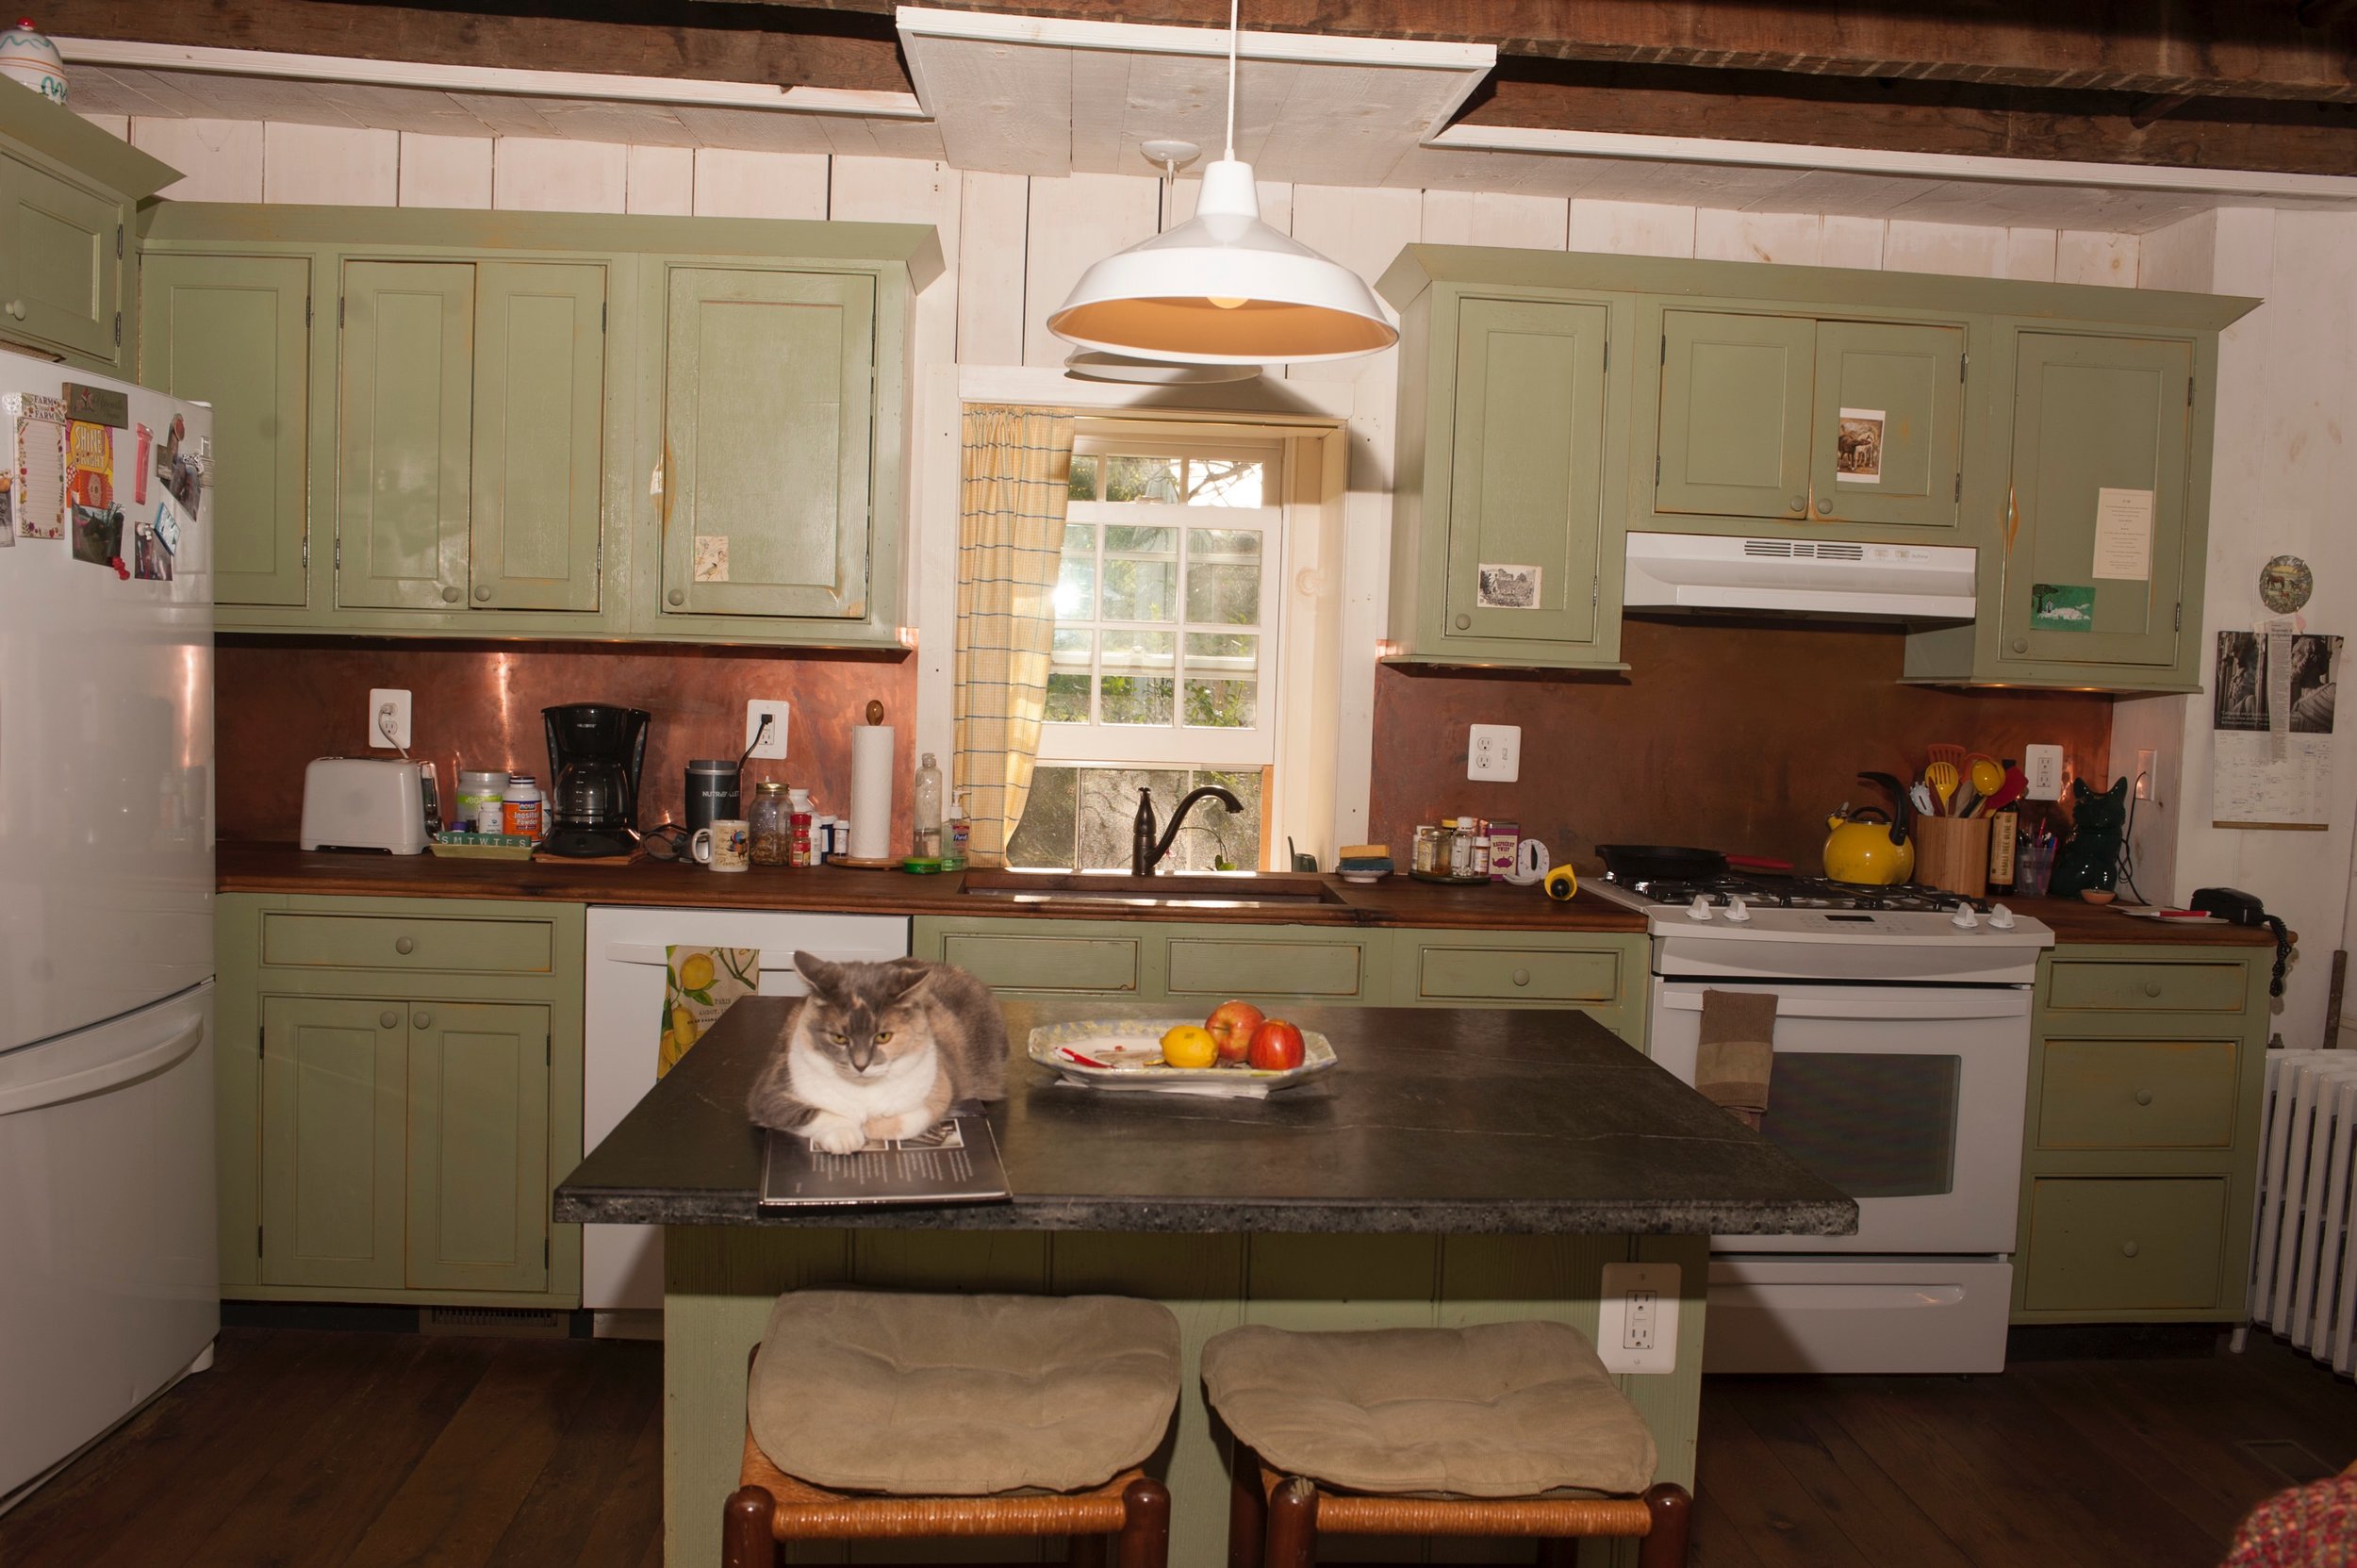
[1160,1024,1218,1069]
[677,953,716,991]
[671,1007,700,1048]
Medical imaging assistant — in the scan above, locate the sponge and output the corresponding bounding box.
[1336,841,1393,873]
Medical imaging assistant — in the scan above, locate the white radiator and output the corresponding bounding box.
[2250,1050,2357,1371]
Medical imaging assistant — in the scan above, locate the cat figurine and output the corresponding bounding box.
[2048,776,2128,898]
[746,951,1007,1154]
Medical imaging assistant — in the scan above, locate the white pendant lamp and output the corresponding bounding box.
[1047,0,1398,366]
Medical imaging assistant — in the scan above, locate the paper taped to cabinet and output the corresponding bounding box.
[2092,487,2153,581]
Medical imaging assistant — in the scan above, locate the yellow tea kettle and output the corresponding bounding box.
[1823,770,1916,886]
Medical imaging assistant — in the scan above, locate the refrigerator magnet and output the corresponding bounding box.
[10,393,66,539]
[0,471,14,547]
[134,510,172,581]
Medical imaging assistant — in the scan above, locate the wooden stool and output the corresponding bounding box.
[723,1289,1178,1567]
[1202,1321,1689,1568]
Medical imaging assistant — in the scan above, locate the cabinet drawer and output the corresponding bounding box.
[2037,1038,2238,1149]
[2046,958,2247,1014]
[941,933,1140,995]
[1167,938,1366,999]
[260,913,554,975]
[1414,944,1621,1004]
[2021,1178,2227,1312]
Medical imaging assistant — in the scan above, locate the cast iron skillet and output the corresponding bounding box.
[1594,844,1729,884]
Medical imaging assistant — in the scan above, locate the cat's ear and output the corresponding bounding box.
[2106,777,2130,803]
[794,951,842,998]
[879,957,933,1003]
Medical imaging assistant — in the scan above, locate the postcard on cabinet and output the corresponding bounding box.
[2092,487,2154,581]
[1836,408,1885,483]
[1475,562,1541,609]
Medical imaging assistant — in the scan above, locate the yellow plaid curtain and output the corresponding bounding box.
[953,406,1075,867]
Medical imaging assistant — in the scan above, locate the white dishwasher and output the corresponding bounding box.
[581,906,910,1316]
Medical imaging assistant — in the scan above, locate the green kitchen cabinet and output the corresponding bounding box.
[0,89,172,373]
[2012,944,2272,1325]
[336,261,477,610]
[1655,309,1963,531]
[469,262,608,613]
[219,892,585,1309]
[140,252,313,607]
[1389,928,1649,1048]
[655,266,878,625]
[1381,277,1634,668]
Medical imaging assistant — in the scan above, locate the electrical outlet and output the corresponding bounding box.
[2134,749,2158,801]
[368,688,412,750]
[2024,744,2065,801]
[1467,723,1521,783]
[1596,1262,1681,1374]
[745,701,791,761]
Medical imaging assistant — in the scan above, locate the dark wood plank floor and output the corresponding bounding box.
[6,1327,2355,1566]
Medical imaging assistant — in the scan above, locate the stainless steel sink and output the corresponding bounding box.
[957,870,1348,908]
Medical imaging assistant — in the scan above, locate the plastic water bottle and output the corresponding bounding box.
[913,752,944,858]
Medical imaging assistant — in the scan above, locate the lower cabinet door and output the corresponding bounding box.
[2020,1177,2227,1312]
[406,1001,552,1293]
[259,996,409,1290]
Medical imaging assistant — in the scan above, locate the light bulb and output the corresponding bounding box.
[1208,295,1249,309]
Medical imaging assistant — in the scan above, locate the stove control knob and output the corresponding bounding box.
[1724,897,1751,923]
[1686,895,1714,922]
[1950,903,1980,929]
[1987,903,2017,930]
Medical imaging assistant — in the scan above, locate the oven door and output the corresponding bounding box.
[1650,979,2030,1255]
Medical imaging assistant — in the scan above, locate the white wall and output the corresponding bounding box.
[2117,207,2357,1047]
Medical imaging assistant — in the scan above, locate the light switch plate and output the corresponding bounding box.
[1596,1262,1680,1374]
[1467,723,1521,783]
[2024,744,2065,801]
[368,688,412,750]
[745,701,791,760]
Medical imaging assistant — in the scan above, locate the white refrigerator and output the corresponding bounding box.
[0,345,218,1508]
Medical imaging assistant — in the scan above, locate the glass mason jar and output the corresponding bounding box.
[750,782,792,866]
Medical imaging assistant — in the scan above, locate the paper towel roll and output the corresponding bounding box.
[849,727,895,860]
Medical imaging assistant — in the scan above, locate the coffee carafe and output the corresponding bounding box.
[541,703,651,858]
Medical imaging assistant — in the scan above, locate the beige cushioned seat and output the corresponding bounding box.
[748,1289,1180,1496]
[1200,1321,1657,1499]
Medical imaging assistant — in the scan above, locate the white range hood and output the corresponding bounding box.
[1624,531,1976,621]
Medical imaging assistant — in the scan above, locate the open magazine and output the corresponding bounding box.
[757,1108,1010,1209]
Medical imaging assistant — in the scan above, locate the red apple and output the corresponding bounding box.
[1205,1000,1267,1064]
[1246,1018,1307,1072]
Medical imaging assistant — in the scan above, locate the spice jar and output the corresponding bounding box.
[750,782,791,866]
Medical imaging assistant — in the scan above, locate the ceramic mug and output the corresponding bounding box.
[691,818,750,872]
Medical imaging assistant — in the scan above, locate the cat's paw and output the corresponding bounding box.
[865,1109,931,1142]
[802,1114,867,1155]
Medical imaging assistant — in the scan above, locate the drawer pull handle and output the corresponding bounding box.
[413,1011,433,1031]
[380,1010,401,1031]
[1815,498,1833,516]
[394,935,417,955]
[2120,1240,2140,1259]
[4,300,24,321]
[2135,1088,2154,1106]
[440,585,461,602]
[1455,613,1472,630]
[2143,980,2163,997]
[2010,636,2028,653]
[668,588,685,606]
[1788,495,1805,514]
[475,585,492,602]
[1511,967,1531,987]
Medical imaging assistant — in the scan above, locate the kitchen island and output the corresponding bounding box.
[556,997,1854,1566]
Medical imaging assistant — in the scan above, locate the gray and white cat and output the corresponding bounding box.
[747,951,1008,1153]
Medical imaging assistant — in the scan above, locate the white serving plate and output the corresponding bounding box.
[1026,1018,1337,1098]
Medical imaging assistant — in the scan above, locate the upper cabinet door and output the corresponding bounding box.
[1656,310,1815,523]
[0,151,121,367]
[2003,332,2192,670]
[405,1001,551,1294]
[337,261,475,611]
[140,253,312,609]
[1442,297,1611,648]
[470,262,605,614]
[1809,320,1964,529]
[662,267,876,621]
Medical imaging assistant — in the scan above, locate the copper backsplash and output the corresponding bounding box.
[218,637,916,846]
[1367,618,2115,874]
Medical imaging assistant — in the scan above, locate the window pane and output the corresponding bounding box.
[1103,524,1177,553]
[1052,628,1092,663]
[1185,630,1257,665]
[1185,459,1265,508]
[1076,768,1189,868]
[1055,553,1096,619]
[1184,678,1257,729]
[1066,454,1098,502]
[1159,768,1264,871]
[1012,769,1264,872]
[1105,455,1181,503]
[1098,676,1174,726]
[1189,527,1261,560]
[1102,628,1176,670]
[1185,560,1261,625]
[1062,521,1096,556]
[1103,558,1177,622]
[1045,672,1092,723]
[1007,765,1079,867]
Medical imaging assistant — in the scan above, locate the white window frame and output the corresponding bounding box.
[1037,430,1287,770]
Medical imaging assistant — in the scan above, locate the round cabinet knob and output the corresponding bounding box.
[1454,613,1472,630]
[2120,1240,2141,1259]
[2135,1088,2155,1106]
[393,935,416,955]
[1816,498,1833,516]
[440,586,461,603]
[474,586,492,602]
[412,1011,433,1031]
[2009,636,2029,653]
[2143,980,2163,998]
[1788,495,1806,513]
[4,300,24,320]
[1511,967,1531,987]
[668,588,685,606]
[379,1010,401,1031]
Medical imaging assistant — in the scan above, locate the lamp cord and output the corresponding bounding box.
[1225,0,1239,160]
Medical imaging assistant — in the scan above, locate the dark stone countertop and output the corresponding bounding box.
[553,998,1858,1238]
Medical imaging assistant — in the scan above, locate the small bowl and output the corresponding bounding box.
[1339,870,1387,885]
[2079,888,2117,905]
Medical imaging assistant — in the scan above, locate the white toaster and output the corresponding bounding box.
[300,757,438,854]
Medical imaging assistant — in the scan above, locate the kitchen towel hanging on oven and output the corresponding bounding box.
[1696,990,1777,1130]
[660,946,759,1078]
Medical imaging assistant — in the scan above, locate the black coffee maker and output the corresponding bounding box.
[541,703,651,858]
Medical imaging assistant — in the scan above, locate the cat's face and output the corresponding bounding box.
[793,952,932,1077]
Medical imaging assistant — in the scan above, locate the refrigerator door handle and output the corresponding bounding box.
[0,1016,205,1119]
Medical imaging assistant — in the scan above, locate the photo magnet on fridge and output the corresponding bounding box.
[134,508,173,581]
[154,414,202,514]
[0,471,13,548]
[70,503,123,567]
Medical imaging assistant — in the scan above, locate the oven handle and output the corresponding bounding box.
[1658,986,2030,1022]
